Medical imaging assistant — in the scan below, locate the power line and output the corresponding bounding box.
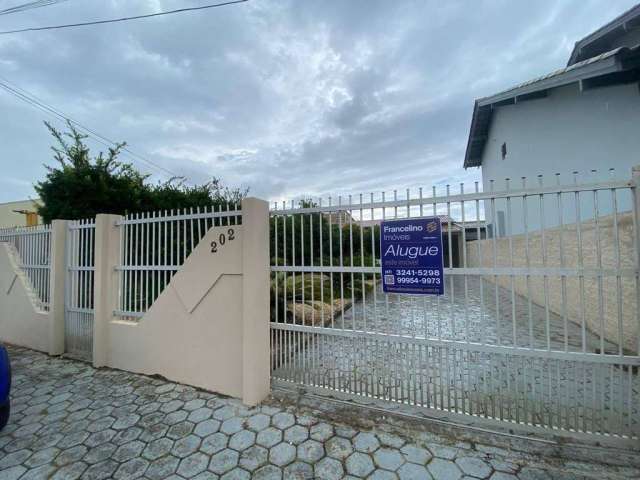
[0,76,184,180]
[0,0,248,34]
[0,1,70,16]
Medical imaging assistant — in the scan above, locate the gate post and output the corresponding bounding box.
[241,197,271,406]
[48,219,67,356]
[93,214,122,368]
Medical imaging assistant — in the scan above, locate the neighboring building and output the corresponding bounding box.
[464,3,640,234]
[0,200,41,228]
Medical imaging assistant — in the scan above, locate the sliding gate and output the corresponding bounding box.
[270,174,640,440]
[65,219,95,360]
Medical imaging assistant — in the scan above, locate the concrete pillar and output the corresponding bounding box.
[241,197,271,406]
[93,214,122,368]
[48,220,67,356]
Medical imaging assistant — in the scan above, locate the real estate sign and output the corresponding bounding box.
[380,217,444,295]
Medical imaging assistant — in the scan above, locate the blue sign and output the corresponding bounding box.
[380,217,444,295]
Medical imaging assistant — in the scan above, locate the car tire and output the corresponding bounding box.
[0,403,9,430]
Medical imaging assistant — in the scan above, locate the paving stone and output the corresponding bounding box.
[173,434,202,458]
[84,442,117,464]
[377,432,406,449]
[177,452,210,478]
[189,407,214,423]
[87,416,115,433]
[428,443,459,460]
[272,412,295,430]
[161,399,185,413]
[56,445,88,466]
[114,458,149,479]
[353,432,380,453]
[221,418,244,435]
[0,466,27,480]
[113,440,145,463]
[314,457,344,480]
[112,426,143,445]
[284,461,314,479]
[24,446,60,468]
[428,458,463,480]
[51,461,88,480]
[456,456,493,478]
[229,430,256,451]
[146,455,180,480]
[346,451,375,477]
[83,459,119,480]
[400,444,432,465]
[213,406,236,421]
[209,448,239,475]
[165,409,189,425]
[269,442,296,467]
[139,422,169,442]
[193,472,222,480]
[239,445,269,472]
[254,464,283,480]
[184,399,206,411]
[518,468,553,480]
[112,413,140,430]
[398,462,433,480]
[247,413,271,431]
[85,429,116,448]
[297,439,324,463]
[374,447,406,471]
[20,464,57,480]
[143,437,174,460]
[194,419,221,437]
[13,422,42,438]
[370,470,400,480]
[167,420,195,439]
[489,473,519,480]
[257,427,283,448]
[326,436,353,460]
[201,432,229,455]
[284,425,309,445]
[221,468,251,480]
[0,449,32,469]
[335,424,358,439]
[310,422,334,442]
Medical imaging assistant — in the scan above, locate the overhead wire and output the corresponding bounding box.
[0,1,71,16]
[0,76,184,181]
[0,0,249,34]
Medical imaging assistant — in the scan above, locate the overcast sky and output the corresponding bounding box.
[0,0,635,204]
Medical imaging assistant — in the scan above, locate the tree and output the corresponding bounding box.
[35,121,247,223]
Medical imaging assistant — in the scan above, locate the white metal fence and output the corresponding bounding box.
[269,173,640,439]
[65,219,95,360]
[0,225,52,311]
[115,205,242,319]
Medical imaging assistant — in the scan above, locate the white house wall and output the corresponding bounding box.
[480,82,640,235]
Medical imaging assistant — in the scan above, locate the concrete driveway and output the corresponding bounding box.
[0,346,635,480]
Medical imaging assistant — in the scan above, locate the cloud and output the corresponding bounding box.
[0,0,635,204]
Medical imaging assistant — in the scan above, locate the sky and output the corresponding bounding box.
[0,0,636,204]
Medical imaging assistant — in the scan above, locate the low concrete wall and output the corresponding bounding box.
[101,198,270,406]
[0,244,49,352]
[467,212,637,353]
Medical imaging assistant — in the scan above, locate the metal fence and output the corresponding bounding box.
[115,204,242,319]
[0,224,52,311]
[65,219,95,360]
[269,173,640,439]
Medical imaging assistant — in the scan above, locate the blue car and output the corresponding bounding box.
[0,344,10,429]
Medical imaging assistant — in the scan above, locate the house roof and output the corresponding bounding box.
[463,44,640,168]
[568,3,640,65]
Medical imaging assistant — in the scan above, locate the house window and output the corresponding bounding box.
[501,142,507,160]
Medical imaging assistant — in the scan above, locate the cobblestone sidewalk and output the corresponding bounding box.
[0,346,635,480]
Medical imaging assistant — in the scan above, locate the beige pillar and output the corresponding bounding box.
[241,197,271,406]
[48,220,67,356]
[93,214,122,368]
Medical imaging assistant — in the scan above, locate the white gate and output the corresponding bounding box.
[269,173,640,440]
[65,219,95,360]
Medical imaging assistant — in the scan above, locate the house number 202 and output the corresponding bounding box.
[211,228,235,253]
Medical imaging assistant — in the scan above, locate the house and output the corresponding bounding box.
[464,3,640,235]
[0,199,41,228]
